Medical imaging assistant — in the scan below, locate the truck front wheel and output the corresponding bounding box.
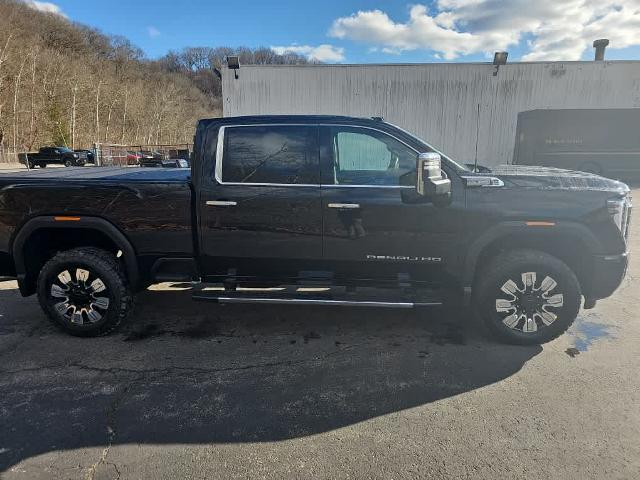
[473,249,581,345]
[37,247,133,337]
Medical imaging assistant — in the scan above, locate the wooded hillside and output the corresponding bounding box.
[0,0,311,161]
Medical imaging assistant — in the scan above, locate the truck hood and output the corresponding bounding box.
[482,164,630,194]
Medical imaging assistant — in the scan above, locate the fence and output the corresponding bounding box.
[0,147,19,164]
[1,143,193,167]
[95,143,192,166]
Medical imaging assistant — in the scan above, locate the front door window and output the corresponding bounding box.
[329,127,416,186]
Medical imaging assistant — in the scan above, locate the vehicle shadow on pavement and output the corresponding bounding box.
[0,286,541,472]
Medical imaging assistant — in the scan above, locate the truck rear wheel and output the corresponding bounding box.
[37,247,133,337]
[473,249,581,345]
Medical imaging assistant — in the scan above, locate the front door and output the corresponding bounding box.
[319,125,458,287]
[199,124,322,281]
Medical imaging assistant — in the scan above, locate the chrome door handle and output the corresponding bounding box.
[206,200,237,207]
[328,203,360,209]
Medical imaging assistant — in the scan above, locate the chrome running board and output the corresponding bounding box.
[192,284,443,308]
[213,297,440,308]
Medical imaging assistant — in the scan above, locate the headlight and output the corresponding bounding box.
[608,196,632,236]
[73,153,79,158]
[178,159,189,168]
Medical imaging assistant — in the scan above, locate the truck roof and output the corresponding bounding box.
[197,115,387,128]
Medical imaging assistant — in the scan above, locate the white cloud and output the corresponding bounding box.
[23,0,66,17]
[271,44,345,62]
[147,26,161,38]
[329,1,640,61]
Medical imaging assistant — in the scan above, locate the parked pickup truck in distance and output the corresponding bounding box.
[0,115,632,344]
[19,146,88,168]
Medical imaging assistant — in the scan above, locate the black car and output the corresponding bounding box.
[0,115,631,345]
[20,146,88,168]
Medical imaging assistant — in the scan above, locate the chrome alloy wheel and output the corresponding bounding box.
[495,272,564,333]
[50,268,110,325]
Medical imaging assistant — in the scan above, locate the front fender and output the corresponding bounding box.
[462,220,601,287]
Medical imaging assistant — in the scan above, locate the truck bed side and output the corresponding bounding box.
[0,167,193,288]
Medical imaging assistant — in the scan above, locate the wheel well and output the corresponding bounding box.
[20,228,122,295]
[473,233,590,293]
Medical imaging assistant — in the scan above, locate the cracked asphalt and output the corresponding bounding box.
[1,192,639,479]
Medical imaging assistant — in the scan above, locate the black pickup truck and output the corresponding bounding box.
[19,147,88,168]
[0,116,632,344]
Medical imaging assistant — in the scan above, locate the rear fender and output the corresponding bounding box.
[11,216,139,295]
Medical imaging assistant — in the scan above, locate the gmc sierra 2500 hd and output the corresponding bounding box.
[0,116,631,344]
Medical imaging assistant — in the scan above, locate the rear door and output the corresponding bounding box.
[319,125,456,286]
[199,124,323,281]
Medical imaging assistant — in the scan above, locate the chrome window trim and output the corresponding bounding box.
[214,123,420,189]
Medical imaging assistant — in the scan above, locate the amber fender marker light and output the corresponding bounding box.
[54,216,81,222]
[526,221,556,227]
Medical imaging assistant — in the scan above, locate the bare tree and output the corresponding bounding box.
[94,79,102,142]
[69,77,78,149]
[120,86,128,144]
[28,47,39,149]
[12,55,27,152]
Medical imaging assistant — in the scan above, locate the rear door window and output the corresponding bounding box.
[221,125,319,184]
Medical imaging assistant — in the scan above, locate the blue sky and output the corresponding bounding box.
[35,0,640,63]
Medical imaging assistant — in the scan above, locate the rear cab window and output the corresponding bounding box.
[218,125,319,185]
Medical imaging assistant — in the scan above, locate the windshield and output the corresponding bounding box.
[385,121,471,172]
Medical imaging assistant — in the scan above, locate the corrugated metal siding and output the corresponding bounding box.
[222,62,640,166]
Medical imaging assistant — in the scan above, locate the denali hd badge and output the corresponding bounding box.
[366,255,442,263]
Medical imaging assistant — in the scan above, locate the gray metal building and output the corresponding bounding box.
[221,61,640,166]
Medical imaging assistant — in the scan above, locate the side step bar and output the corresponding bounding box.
[210,297,439,308]
[192,285,443,308]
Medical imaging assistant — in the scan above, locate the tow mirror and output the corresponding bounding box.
[416,152,451,198]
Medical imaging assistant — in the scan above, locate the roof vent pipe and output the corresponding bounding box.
[593,39,609,61]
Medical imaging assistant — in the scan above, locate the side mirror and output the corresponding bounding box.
[416,152,451,198]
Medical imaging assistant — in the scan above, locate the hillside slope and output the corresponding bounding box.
[0,0,214,156]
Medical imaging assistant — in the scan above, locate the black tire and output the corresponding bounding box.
[37,247,133,337]
[473,249,581,345]
[38,162,47,168]
[64,159,73,167]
